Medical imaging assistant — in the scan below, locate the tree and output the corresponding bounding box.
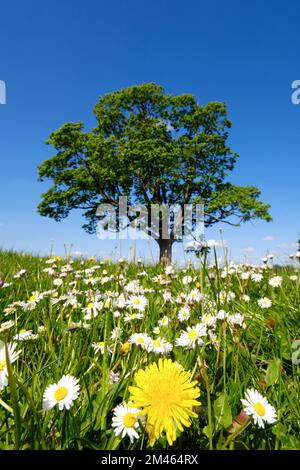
[37,83,272,263]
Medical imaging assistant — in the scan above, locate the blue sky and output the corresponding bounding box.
[0,0,299,264]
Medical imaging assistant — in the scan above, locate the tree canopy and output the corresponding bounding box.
[38,83,272,262]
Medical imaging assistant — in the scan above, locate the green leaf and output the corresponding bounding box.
[214,392,232,430]
[265,358,281,386]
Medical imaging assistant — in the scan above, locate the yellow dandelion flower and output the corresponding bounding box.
[129,358,200,446]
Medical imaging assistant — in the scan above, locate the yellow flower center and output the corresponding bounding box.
[153,340,161,348]
[0,360,6,372]
[19,329,26,334]
[87,302,94,308]
[29,294,38,302]
[188,330,198,340]
[136,337,145,344]
[97,342,105,348]
[123,412,136,428]
[133,298,141,305]
[104,300,110,308]
[54,386,68,401]
[254,402,266,416]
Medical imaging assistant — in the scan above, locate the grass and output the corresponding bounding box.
[0,249,299,450]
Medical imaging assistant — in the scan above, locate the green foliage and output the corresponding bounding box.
[37,84,272,258]
[214,392,232,431]
[265,358,281,387]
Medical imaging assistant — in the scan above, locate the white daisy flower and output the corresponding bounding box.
[28,292,43,303]
[124,280,143,294]
[241,294,250,302]
[228,313,246,329]
[4,305,18,316]
[45,257,59,264]
[129,333,151,349]
[146,337,173,354]
[217,309,227,320]
[116,294,126,308]
[23,292,43,310]
[0,342,21,390]
[219,290,235,304]
[202,313,217,328]
[165,265,175,276]
[83,277,98,286]
[241,388,277,428]
[178,306,190,322]
[187,288,203,303]
[182,275,193,285]
[110,327,123,340]
[103,297,112,308]
[82,299,103,318]
[251,273,263,283]
[112,402,141,443]
[92,341,112,354]
[13,329,39,341]
[162,289,173,303]
[14,269,27,279]
[241,272,250,280]
[268,276,282,288]
[124,312,144,322]
[127,295,148,312]
[158,315,170,327]
[176,323,207,349]
[258,297,272,309]
[42,375,80,411]
[0,320,15,333]
[43,267,56,276]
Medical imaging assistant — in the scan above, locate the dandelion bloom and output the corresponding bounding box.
[129,358,200,446]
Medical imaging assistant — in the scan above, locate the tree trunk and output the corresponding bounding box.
[158,238,173,264]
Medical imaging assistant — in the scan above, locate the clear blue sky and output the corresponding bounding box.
[0,0,299,264]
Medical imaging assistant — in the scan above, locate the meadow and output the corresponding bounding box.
[0,249,299,450]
